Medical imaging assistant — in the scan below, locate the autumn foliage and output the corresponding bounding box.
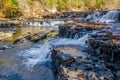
[0,0,120,18]
[0,0,21,18]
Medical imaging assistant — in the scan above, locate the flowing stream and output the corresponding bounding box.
[0,19,88,80]
[0,10,120,80]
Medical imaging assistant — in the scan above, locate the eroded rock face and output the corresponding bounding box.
[43,12,85,19]
[52,46,114,80]
[59,22,106,38]
[87,30,120,79]
[87,31,120,62]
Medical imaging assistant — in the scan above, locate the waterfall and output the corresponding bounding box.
[38,40,51,61]
[99,10,120,23]
[27,20,65,28]
[19,40,52,69]
[74,33,79,39]
[52,34,88,47]
[105,11,119,20]
[18,33,89,69]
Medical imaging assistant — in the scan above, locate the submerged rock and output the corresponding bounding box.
[13,30,58,44]
[0,44,12,51]
[52,46,114,80]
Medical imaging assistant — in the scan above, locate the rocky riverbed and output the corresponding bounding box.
[51,20,120,80]
[0,10,120,80]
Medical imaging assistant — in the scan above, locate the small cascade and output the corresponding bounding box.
[99,10,120,23]
[37,40,51,62]
[19,40,52,69]
[0,10,120,80]
[52,34,88,47]
[85,11,108,22]
[90,12,102,22]
[27,20,65,28]
[49,20,64,28]
[105,11,119,20]
[74,33,79,39]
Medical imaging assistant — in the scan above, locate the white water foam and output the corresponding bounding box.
[51,34,88,46]
[99,10,120,23]
[28,20,73,29]
[18,34,88,70]
[18,41,51,69]
[28,20,65,28]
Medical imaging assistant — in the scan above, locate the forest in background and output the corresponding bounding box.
[0,0,120,18]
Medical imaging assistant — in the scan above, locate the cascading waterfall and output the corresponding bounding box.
[0,10,120,80]
[19,40,52,69]
[27,20,73,29]
[52,33,88,47]
[18,33,89,70]
[28,20,65,28]
[104,11,119,20]
[74,33,79,39]
[99,10,120,23]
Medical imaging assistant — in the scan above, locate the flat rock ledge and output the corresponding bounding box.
[52,46,115,80]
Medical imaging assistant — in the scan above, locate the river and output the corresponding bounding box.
[0,10,120,80]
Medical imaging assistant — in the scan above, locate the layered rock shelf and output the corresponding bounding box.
[59,22,106,38]
[43,12,86,19]
[52,22,120,80]
[52,46,115,80]
[87,31,120,62]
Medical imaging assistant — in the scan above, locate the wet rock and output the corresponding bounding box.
[87,31,120,62]
[87,30,120,80]
[0,23,16,28]
[0,44,12,51]
[13,30,58,44]
[13,32,41,44]
[43,12,84,19]
[59,22,106,38]
[116,71,120,79]
[52,46,114,80]
[13,37,27,44]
